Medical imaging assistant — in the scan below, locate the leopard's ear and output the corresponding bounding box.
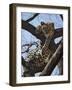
[49,23,54,29]
[41,21,45,25]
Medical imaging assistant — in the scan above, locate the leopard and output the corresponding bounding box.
[36,22,54,62]
[22,22,55,76]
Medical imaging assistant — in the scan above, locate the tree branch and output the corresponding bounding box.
[53,28,63,38]
[57,56,63,75]
[40,41,63,76]
[22,20,46,43]
[26,13,39,22]
[22,20,36,35]
[60,14,63,21]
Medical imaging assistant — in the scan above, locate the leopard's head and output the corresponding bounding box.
[36,22,54,38]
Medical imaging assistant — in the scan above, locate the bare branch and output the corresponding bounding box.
[53,28,63,38]
[60,14,63,21]
[26,13,39,22]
